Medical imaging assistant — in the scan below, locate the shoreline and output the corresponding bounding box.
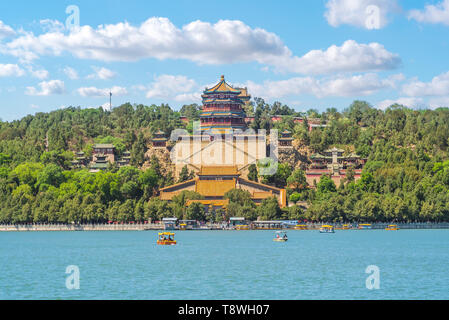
[1,222,449,232]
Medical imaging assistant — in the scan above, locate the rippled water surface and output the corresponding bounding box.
[1,230,449,299]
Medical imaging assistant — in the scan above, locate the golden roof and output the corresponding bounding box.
[199,166,239,176]
[195,179,236,197]
[204,75,241,94]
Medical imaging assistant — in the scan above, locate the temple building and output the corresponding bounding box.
[172,76,267,179]
[305,147,366,186]
[71,152,88,169]
[279,130,293,148]
[200,75,247,134]
[160,166,287,211]
[152,131,168,148]
[92,144,115,163]
[117,151,131,167]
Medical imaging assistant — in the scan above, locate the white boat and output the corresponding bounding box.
[273,231,288,242]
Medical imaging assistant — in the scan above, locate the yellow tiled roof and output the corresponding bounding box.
[195,179,236,197]
[199,166,239,176]
[205,75,241,93]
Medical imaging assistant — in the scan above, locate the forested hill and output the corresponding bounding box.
[1,100,449,223]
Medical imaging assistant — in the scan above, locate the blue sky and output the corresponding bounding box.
[1,0,449,121]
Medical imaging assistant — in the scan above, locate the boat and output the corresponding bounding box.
[385,224,399,231]
[319,225,335,233]
[273,231,288,242]
[294,224,308,230]
[235,224,250,230]
[342,224,352,230]
[358,223,372,230]
[157,232,177,245]
[179,223,187,230]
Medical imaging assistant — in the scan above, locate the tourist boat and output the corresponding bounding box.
[385,224,399,231]
[294,224,308,230]
[273,231,288,242]
[179,223,187,231]
[319,225,335,233]
[235,224,250,230]
[358,223,372,230]
[157,232,177,245]
[342,224,352,230]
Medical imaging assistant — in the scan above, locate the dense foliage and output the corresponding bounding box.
[1,100,449,223]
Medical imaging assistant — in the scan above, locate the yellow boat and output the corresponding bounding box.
[235,224,250,230]
[320,225,335,233]
[157,232,177,245]
[294,224,308,230]
[385,224,399,231]
[273,231,288,242]
[179,223,187,230]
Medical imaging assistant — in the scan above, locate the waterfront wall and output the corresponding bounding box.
[1,222,449,232]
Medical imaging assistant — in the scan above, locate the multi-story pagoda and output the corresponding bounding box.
[152,131,168,148]
[200,75,247,134]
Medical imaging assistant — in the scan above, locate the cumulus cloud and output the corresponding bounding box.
[63,66,79,80]
[0,17,400,75]
[281,40,401,74]
[25,80,65,96]
[376,97,425,110]
[25,66,49,80]
[325,0,399,29]
[408,0,449,26]
[77,86,127,97]
[145,74,200,102]
[401,71,449,97]
[0,21,15,38]
[40,19,65,33]
[87,66,116,80]
[0,64,25,77]
[246,73,403,99]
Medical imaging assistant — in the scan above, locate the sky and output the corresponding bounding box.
[1,0,449,121]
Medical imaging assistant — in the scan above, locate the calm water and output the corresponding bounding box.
[1,230,449,300]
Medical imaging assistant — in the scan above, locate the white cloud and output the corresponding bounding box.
[0,21,15,38]
[87,66,116,80]
[408,0,449,26]
[402,71,449,97]
[376,97,425,110]
[63,66,79,80]
[30,104,39,109]
[429,96,449,108]
[0,64,25,77]
[77,86,127,97]
[325,0,399,29]
[146,74,197,99]
[279,40,401,74]
[25,66,49,80]
[40,19,65,33]
[25,80,65,96]
[1,18,400,75]
[246,73,402,99]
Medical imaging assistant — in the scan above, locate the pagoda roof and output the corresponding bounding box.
[93,144,114,149]
[204,75,241,94]
[310,153,325,159]
[325,147,344,153]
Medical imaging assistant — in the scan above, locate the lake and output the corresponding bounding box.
[1,230,449,300]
